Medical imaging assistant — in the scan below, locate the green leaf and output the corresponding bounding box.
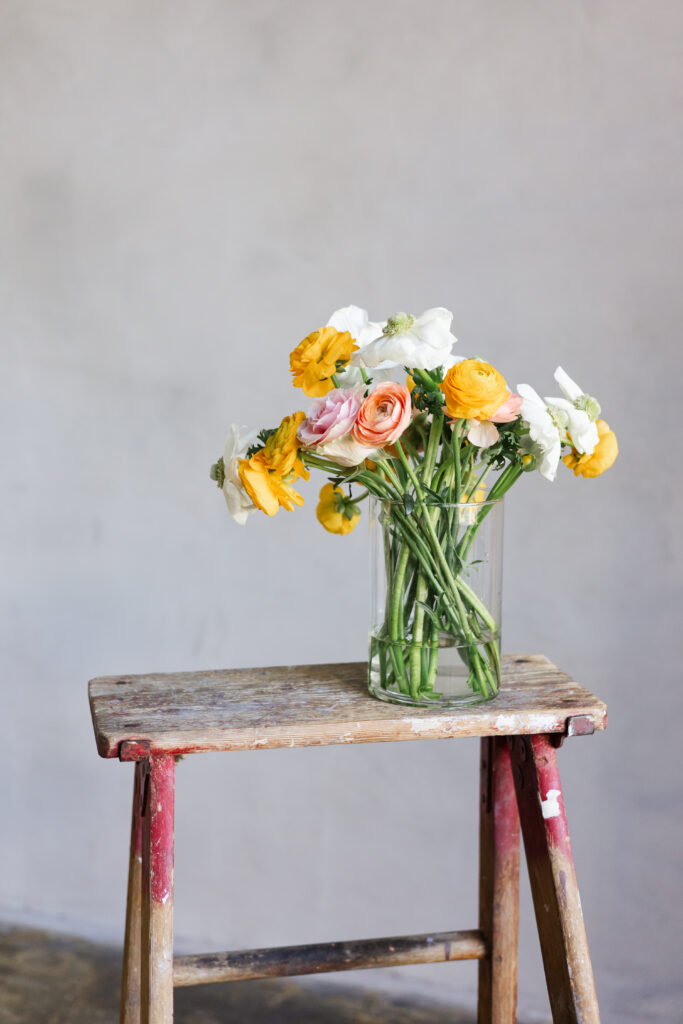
[402,493,415,515]
[415,601,444,628]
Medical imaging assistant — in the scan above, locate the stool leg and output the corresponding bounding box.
[141,755,175,1024]
[121,762,146,1024]
[509,734,600,1024]
[477,736,520,1024]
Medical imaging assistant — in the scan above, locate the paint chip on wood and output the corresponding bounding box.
[540,789,562,819]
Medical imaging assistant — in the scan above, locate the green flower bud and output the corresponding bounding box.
[210,457,225,488]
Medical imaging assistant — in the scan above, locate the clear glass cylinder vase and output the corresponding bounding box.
[368,496,504,707]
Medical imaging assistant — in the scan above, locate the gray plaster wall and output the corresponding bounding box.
[1,3,681,1021]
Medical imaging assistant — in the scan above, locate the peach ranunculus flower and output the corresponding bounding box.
[353,382,412,448]
[441,359,511,421]
[290,327,358,398]
[563,419,618,478]
[316,483,361,535]
[238,411,310,516]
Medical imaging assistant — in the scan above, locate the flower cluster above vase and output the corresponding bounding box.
[210,306,618,706]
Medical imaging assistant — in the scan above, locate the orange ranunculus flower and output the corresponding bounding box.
[440,359,510,420]
[316,483,360,536]
[353,382,412,447]
[563,419,618,478]
[290,326,358,398]
[237,411,310,516]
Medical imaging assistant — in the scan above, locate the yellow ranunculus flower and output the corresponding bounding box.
[316,483,360,535]
[563,419,618,478]
[462,486,487,503]
[290,326,358,397]
[238,457,305,516]
[440,359,510,420]
[237,411,310,516]
[261,411,310,480]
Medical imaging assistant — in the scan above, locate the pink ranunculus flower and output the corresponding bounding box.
[353,381,412,447]
[297,388,362,448]
[466,393,522,448]
[490,393,523,423]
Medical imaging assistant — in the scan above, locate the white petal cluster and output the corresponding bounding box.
[350,307,457,371]
[544,367,599,455]
[317,435,377,467]
[326,305,394,385]
[327,305,384,348]
[221,424,258,524]
[517,384,562,482]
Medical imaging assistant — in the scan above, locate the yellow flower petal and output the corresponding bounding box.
[563,419,618,478]
[316,483,360,535]
[290,327,358,397]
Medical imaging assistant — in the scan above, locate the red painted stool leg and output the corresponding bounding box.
[141,755,175,1024]
[509,735,600,1024]
[478,736,520,1024]
[121,762,145,1024]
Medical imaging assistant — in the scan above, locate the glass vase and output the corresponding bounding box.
[368,496,504,707]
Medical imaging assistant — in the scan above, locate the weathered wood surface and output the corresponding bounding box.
[173,930,487,987]
[477,737,520,1024]
[140,756,175,1024]
[89,656,606,758]
[510,735,601,1024]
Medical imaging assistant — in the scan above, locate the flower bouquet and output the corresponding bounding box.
[211,305,618,706]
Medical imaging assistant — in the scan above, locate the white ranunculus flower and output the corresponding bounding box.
[326,305,395,386]
[222,424,258,525]
[327,305,384,348]
[349,307,457,371]
[545,366,600,455]
[554,366,583,402]
[545,398,598,455]
[517,384,562,482]
[317,434,377,468]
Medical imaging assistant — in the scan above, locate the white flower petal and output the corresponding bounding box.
[350,307,457,371]
[327,306,384,348]
[317,435,377,467]
[517,384,561,482]
[221,424,258,524]
[554,366,583,402]
[466,420,499,448]
[547,397,599,454]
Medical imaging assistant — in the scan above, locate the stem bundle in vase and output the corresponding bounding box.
[210,305,618,707]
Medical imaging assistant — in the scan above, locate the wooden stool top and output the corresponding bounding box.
[89,654,606,759]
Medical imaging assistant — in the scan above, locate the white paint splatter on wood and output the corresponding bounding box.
[540,789,562,819]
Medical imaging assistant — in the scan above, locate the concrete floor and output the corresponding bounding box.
[0,925,480,1024]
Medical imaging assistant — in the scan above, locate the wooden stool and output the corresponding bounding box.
[89,654,606,1024]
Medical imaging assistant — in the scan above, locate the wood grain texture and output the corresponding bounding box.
[173,930,486,987]
[477,737,520,1024]
[88,655,606,759]
[510,735,601,1024]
